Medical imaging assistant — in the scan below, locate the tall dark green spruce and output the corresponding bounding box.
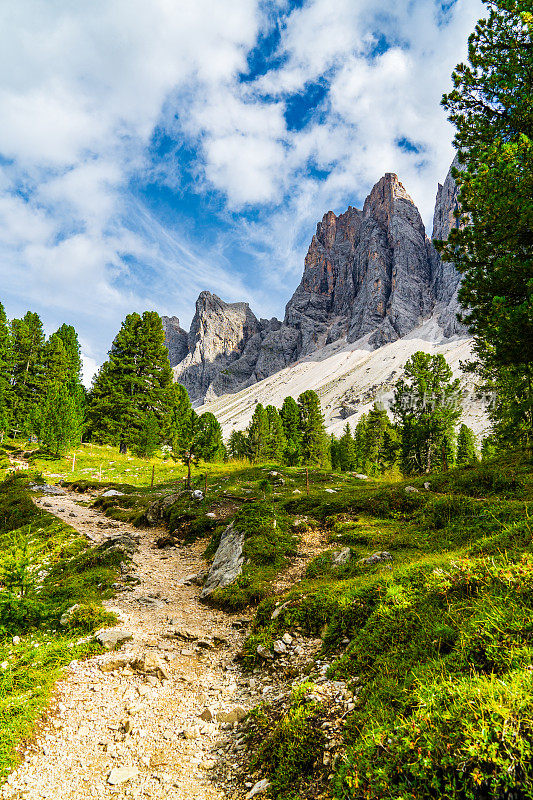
[333,423,356,472]
[163,383,193,456]
[10,312,45,433]
[456,423,479,466]
[87,311,172,449]
[437,1,533,446]
[196,412,225,462]
[297,390,329,467]
[247,403,269,462]
[391,352,462,474]
[280,396,302,465]
[265,405,286,462]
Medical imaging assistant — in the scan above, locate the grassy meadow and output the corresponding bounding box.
[1,440,533,798]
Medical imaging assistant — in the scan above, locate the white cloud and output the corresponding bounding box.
[0,0,486,369]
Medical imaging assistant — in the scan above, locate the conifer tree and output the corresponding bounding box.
[87,311,172,448]
[163,383,193,455]
[280,396,302,465]
[0,302,12,436]
[392,352,462,474]
[265,405,286,462]
[456,424,478,466]
[297,390,328,466]
[481,435,498,461]
[228,430,248,460]
[133,412,160,458]
[172,407,201,489]
[336,423,356,471]
[10,311,46,431]
[248,403,269,462]
[354,415,368,471]
[196,412,225,462]
[40,383,79,456]
[438,1,533,446]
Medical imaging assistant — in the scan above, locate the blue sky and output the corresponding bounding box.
[0,0,484,384]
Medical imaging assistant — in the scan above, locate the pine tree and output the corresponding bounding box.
[481,435,498,461]
[438,2,533,446]
[280,396,302,465]
[172,407,201,489]
[265,405,286,462]
[248,403,269,462]
[228,430,248,460]
[133,412,160,458]
[53,323,85,437]
[392,352,462,474]
[365,404,393,474]
[196,412,225,462]
[298,390,328,466]
[456,424,478,466]
[87,311,172,448]
[354,415,368,471]
[10,311,46,432]
[163,383,193,455]
[336,423,356,471]
[40,383,79,456]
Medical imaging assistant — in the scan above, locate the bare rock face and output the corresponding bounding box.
[172,293,263,400]
[430,155,467,337]
[162,316,188,367]
[168,163,464,402]
[284,173,434,350]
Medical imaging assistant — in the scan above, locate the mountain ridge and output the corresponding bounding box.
[163,159,466,407]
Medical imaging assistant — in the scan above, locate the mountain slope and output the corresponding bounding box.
[197,315,486,437]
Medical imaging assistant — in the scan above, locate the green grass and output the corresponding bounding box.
[237,453,533,799]
[4,440,533,799]
[0,473,125,780]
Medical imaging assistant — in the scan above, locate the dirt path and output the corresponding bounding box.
[2,490,253,800]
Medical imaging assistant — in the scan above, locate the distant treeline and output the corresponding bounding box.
[0,302,486,475]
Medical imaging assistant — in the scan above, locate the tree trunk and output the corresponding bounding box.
[187,456,192,490]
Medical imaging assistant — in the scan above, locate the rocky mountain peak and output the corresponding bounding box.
[363,172,417,228]
[165,160,465,403]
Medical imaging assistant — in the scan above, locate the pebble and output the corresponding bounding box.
[107,766,139,785]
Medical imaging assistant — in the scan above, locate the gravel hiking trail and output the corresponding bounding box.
[2,489,252,800]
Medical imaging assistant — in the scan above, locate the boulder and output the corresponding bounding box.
[216,706,247,724]
[59,604,82,626]
[95,628,133,649]
[332,547,351,565]
[200,522,245,599]
[360,551,393,565]
[132,652,169,680]
[245,779,271,799]
[102,489,123,498]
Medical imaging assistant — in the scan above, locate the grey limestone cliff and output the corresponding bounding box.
[162,316,189,367]
[429,155,467,337]
[166,161,465,403]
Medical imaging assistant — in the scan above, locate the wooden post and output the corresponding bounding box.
[151,464,155,489]
[99,464,102,482]
[306,467,309,495]
[204,472,207,496]
[72,452,76,473]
